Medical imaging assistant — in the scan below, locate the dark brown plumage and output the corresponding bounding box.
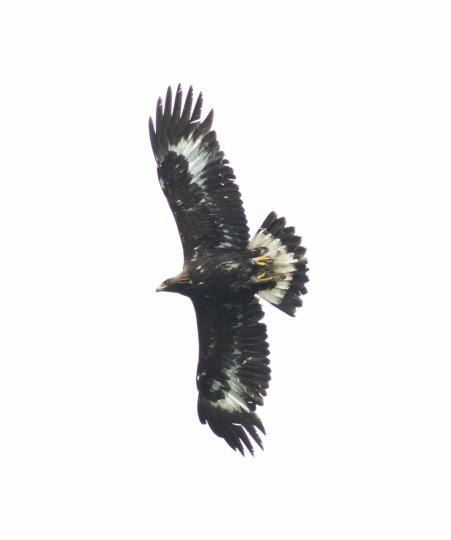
[149,85,308,454]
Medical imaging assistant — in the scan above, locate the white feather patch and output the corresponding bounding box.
[211,393,250,414]
[169,137,209,187]
[249,228,304,305]
[209,364,250,413]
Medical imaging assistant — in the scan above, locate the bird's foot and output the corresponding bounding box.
[256,272,273,283]
[252,256,273,267]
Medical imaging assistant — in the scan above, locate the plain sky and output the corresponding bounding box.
[1,1,450,539]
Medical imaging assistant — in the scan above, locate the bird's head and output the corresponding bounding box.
[156,270,191,295]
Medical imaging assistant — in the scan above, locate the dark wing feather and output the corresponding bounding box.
[149,85,250,260]
[192,295,271,455]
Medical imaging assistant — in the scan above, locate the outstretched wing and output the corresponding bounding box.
[193,295,271,455]
[149,85,250,260]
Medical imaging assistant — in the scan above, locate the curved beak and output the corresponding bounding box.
[156,282,167,292]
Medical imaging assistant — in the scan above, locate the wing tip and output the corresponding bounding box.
[150,84,211,158]
[148,116,157,157]
[199,397,266,456]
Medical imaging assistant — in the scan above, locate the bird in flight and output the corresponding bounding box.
[149,85,308,455]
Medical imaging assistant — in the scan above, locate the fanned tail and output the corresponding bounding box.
[249,212,308,316]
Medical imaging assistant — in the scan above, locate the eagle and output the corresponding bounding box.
[149,85,308,455]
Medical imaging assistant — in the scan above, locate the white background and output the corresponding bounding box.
[1,1,450,538]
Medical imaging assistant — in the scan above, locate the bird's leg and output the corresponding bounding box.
[252,255,273,267]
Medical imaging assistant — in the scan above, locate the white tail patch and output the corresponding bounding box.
[249,228,304,306]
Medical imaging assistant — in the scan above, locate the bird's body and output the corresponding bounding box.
[149,85,308,454]
[160,248,278,297]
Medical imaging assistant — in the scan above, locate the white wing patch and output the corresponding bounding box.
[169,137,210,188]
[211,393,251,414]
[210,361,251,413]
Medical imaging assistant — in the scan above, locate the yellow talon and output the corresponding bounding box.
[253,256,273,267]
[257,272,273,283]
